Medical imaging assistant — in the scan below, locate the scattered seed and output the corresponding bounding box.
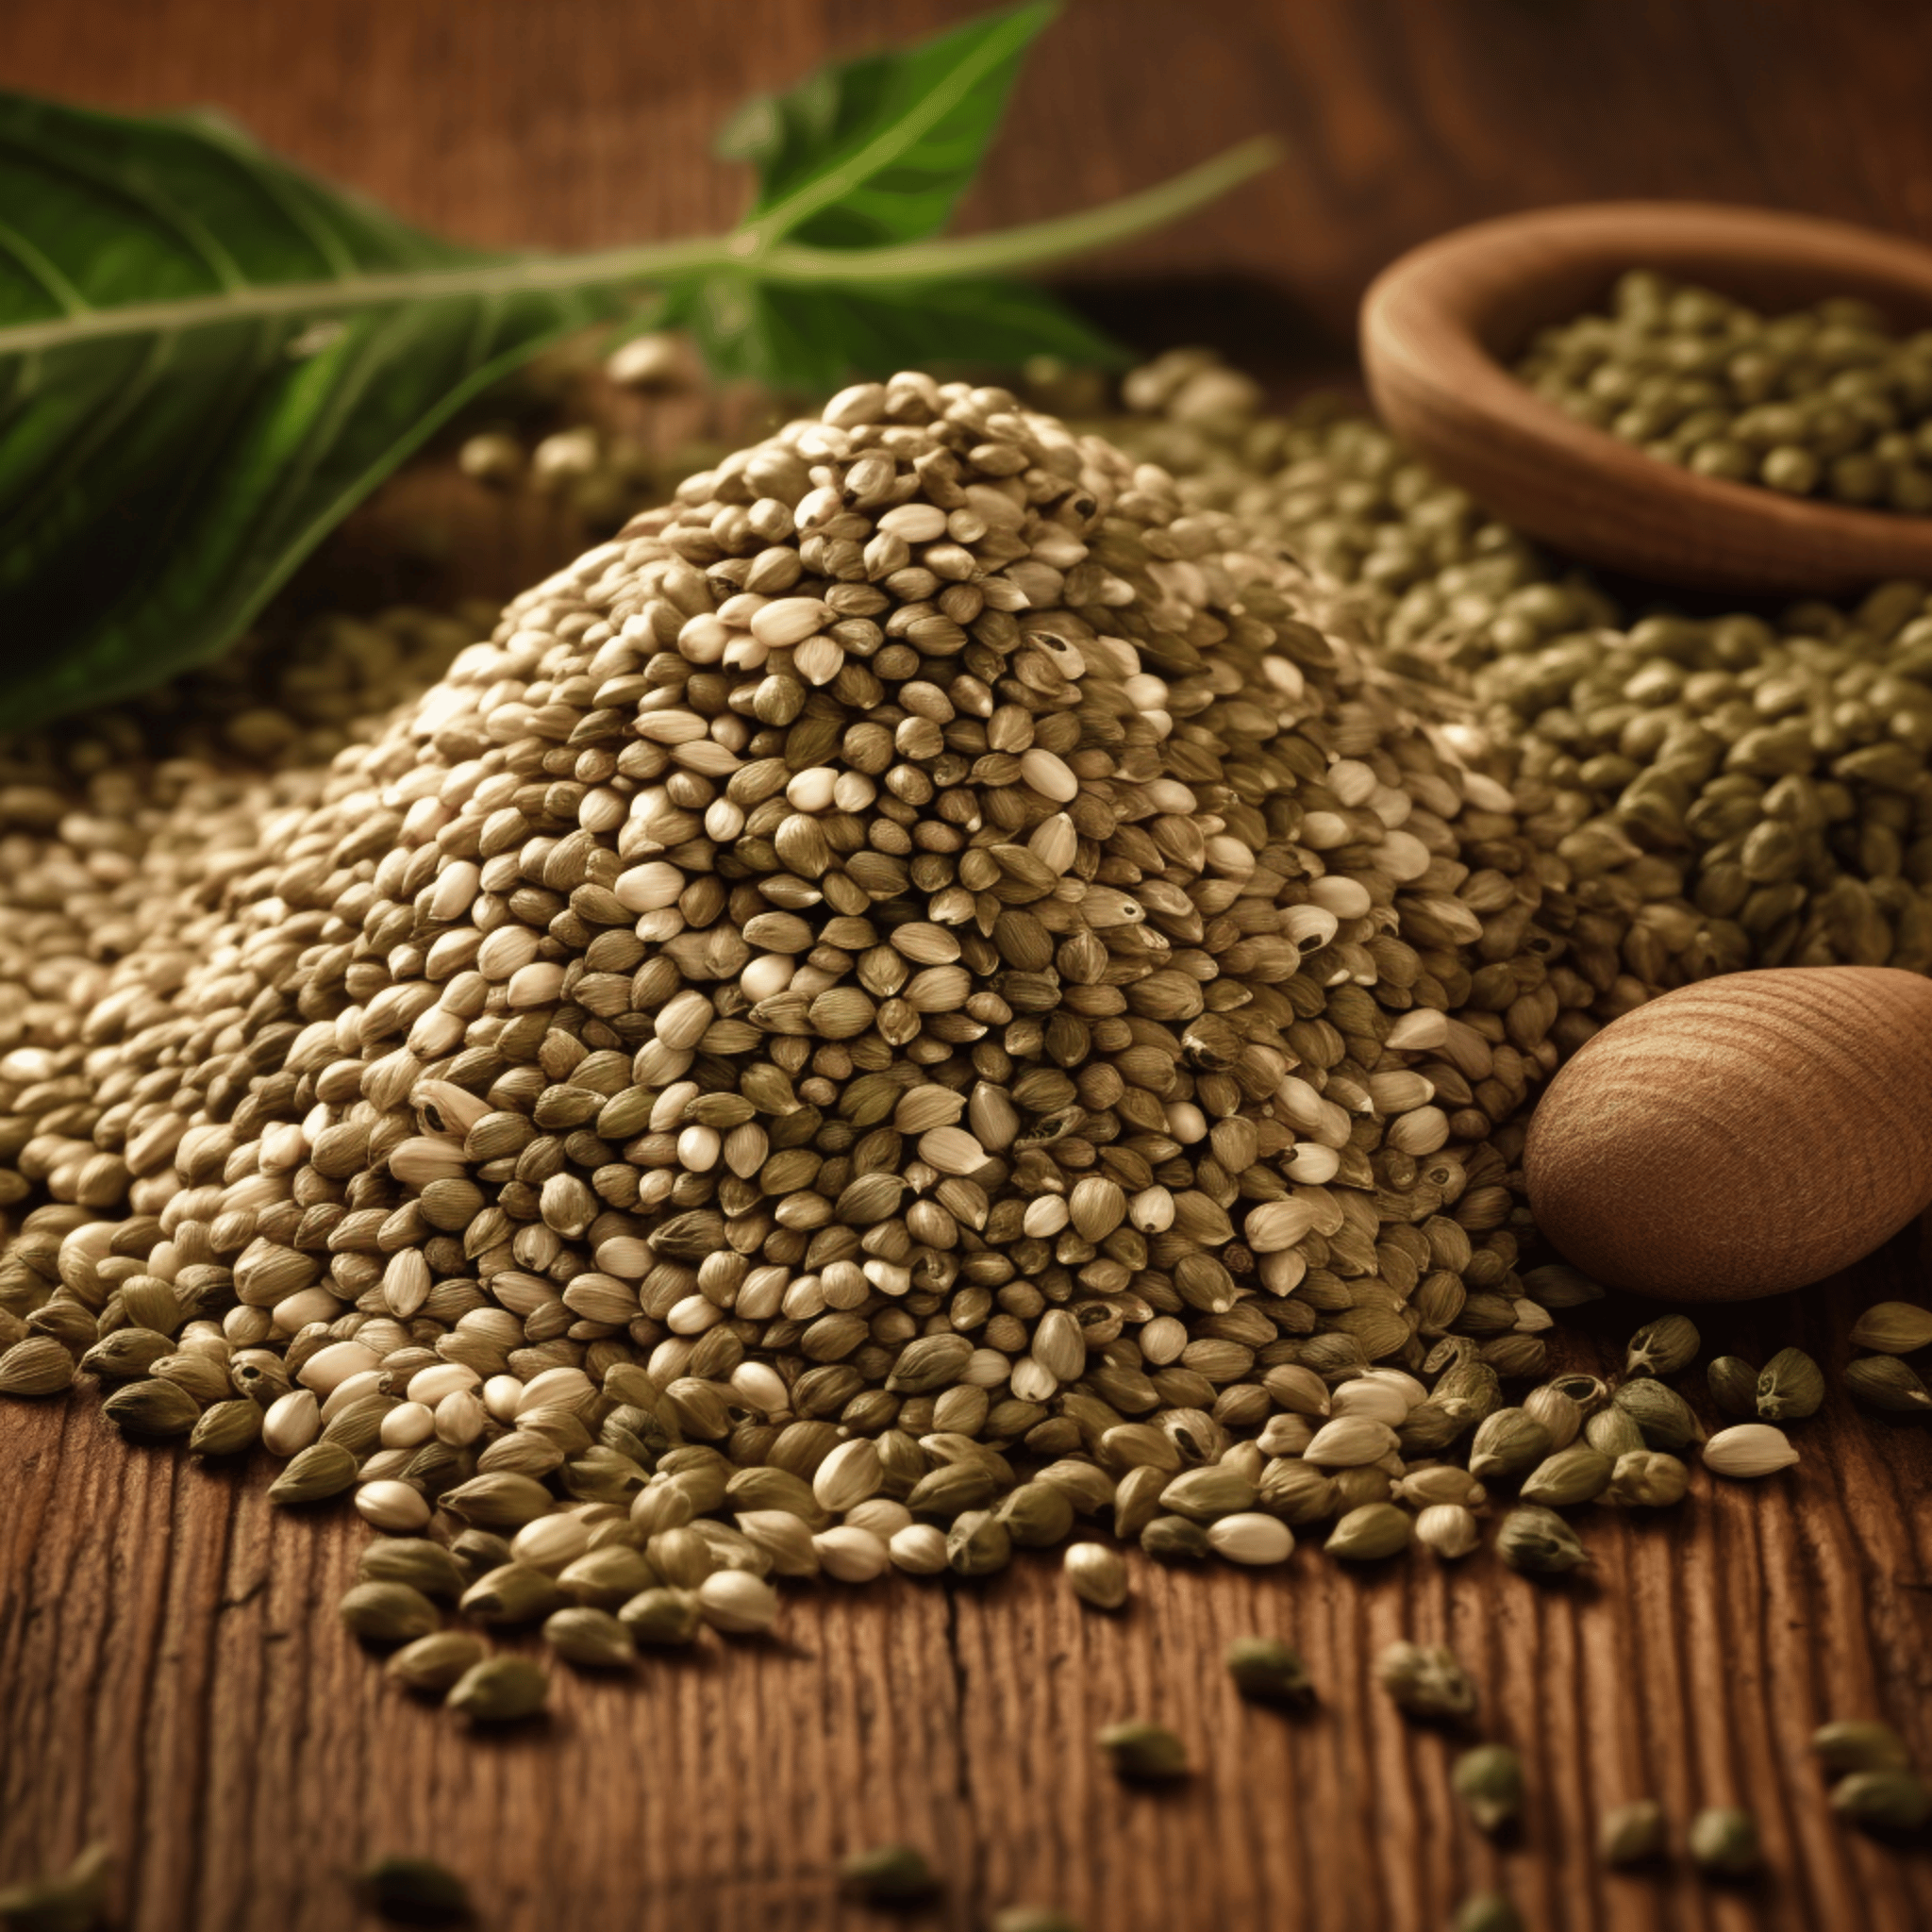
[1496,1507,1589,1574]
[0,1840,113,1932]
[1598,1798,1666,1866]
[385,1632,489,1696]
[1453,1744,1524,1834]
[1097,1720,1190,1782]
[1811,1719,1911,1775]
[837,1845,941,1906]
[339,1581,441,1647]
[542,1606,636,1669]
[1376,1641,1476,1724]
[357,1856,472,1924]
[445,1657,548,1723]
[1688,1806,1760,1878]
[1831,1769,1932,1833]
[1702,1424,1799,1479]
[1064,1542,1129,1611]
[1224,1636,1313,1707]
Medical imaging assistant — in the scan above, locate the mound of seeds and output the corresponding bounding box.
[0,372,1618,1630]
[0,349,1902,1694]
[1515,270,1932,510]
[1114,351,1932,990]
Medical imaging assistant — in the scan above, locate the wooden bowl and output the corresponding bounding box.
[1359,201,1932,593]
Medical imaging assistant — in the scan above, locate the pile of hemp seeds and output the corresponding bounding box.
[1,345,1929,1722]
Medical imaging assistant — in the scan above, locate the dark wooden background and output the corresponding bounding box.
[7,5,1932,1929]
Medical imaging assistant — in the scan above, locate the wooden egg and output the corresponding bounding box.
[1523,966,1932,1299]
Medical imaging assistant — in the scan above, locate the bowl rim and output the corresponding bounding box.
[1359,200,1932,591]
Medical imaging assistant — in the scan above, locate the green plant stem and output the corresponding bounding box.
[0,136,1279,358]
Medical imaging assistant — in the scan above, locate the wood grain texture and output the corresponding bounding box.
[1360,204,1932,594]
[8,4,1932,1929]
[12,0,1932,339]
[1524,969,1932,1300]
[8,1263,1932,1932]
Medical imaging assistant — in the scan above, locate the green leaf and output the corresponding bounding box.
[670,270,1125,391]
[720,2,1058,250]
[0,92,623,729]
[0,6,1277,728]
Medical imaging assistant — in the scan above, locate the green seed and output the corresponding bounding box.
[1811,1719,1911,1774]
[1468,1407,1552,1484]
[1224,1636,1314,1707]
[459,1562,568,1625]
[837,1845,941,1906]
[1598,1798,1666,1866]
[1375,1641,1476,1723]
[445,1657,548,1723]
[359,1539,467,1601]
[995,1480,1076,1548]
[385,1631,488,1695]
[187,1397,262,1457]
[1519,1444,1612,1507]
[557,1545,661,1607]
[438,1473,557,1531]
[1496,1506,1589,1575]
[267,1440,359,1505]
[0,1336,77,1398]
[0,1840,113,1932]
[1844,1355,1932,1411]
[1323,1503,1410,1561]
[945,1508,1013,1577]
[339,1581,441,1646]
[1688,1805,1759,1877]
[1603,1449,1690,1508]
[990,1908,1081,1932]
[81,1329,175,1382]
[357,1856,471,1924]
[617,1586,703,1645]
[543,1606,636,1669]
[102,1376,200,1439]
[1707,1357,1759,1420]
[1583,1406,1646,1459]
[1756,1347,1824,1422]
[1097,1719,1191,1781]
[1450,1894,1523,1932]
[1140,1514,1209,1561]
[1159,1464,1257,1522]
[448,1529,515,1581]
[1453,1743,1524,1834]
[1830,1769,1932,1833]
[1848,1302,1932,1354]
[1611,1378,1705,1452]
[1625,1314,1699,1378]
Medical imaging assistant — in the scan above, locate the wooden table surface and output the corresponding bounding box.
[8,5,1932,1929]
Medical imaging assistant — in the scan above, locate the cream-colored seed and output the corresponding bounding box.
[697,1570,779,1634]
[1207,1513,1294,1565]
[261,1389,321,1457]
[814,1525,891,1583]
[887,1524,949,1575]
[813,1439,883,1513]
[1064,1541,1129,1611]
[356,1480,432,1534]
[1414,1504,1481,1559]
[1703,1424,1801,1478]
